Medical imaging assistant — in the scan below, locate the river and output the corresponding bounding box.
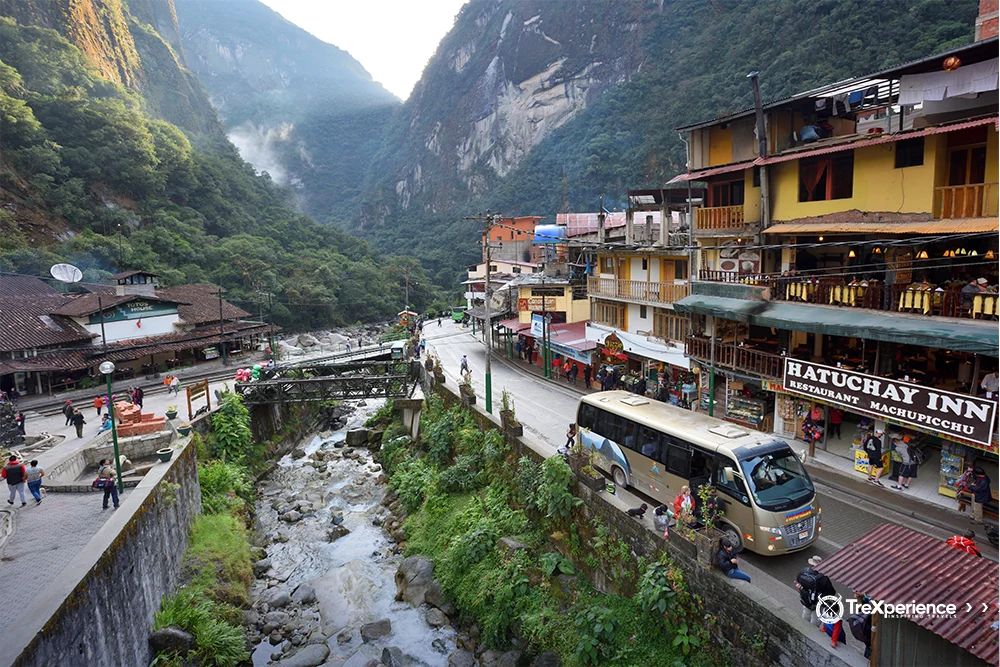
[250,401,456,667]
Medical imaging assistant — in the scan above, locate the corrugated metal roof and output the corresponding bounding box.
[763,217,1000,235]
[816,523,999,665]
[667,159,762,184]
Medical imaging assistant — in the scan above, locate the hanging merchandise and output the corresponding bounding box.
[939,441,968,498]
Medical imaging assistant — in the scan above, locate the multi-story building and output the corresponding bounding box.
[669,36,999,503]
[482,216,546,264]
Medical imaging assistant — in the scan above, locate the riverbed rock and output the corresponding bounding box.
[276,643,329,667]
[298,334,320,348]
[148,626,195,655]
[530,651,561,667]
[261,587,292,608]
[327,525,350,542]
[498,537,530,557]
[425,580,457,616]
[380,647,406,667]
[432,638,449,654]
[282,510,303,523]
[497,650,524,667]
[262,611,291,633]
[447,649,476,667]
[360,618,393,642]
[292,584,317,605]
[293,447,308,459]
[254,558,272,577]
[347,429,369,446]
[337,628,354,645]
[395,556,435,607]
[479,650,504,667]
[457,634,475,653]
[372,517,384,527]
[423,607,449,628]
[342,644,382,667]
[269,630,284,645]
[332,513,345,525]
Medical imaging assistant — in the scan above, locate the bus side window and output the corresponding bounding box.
[622,419,639,452]
[639,426,660,459]
[714,460,750,506]
[663,436,690,477]
[578,404,596,430]
[597,411,622,444]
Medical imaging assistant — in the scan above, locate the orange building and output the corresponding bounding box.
[482,216,544,264]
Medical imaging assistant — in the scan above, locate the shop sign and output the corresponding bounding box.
[530,313,544,337]
[88,300,177,324]
[517,297,557,312]
[761,380,784,392]
[783,359,997,446]
[604,333,624,354]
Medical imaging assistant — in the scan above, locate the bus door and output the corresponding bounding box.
[712,458,754,552]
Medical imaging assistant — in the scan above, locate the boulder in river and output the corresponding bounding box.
[347,429,369,446]
[282,510,303,523]
[327,524,350,542]
[447,649,476,667]
[380,646,407,667]
[479,650,504,667]
[292,584,317,605]
[276,643,330,667]
[261,587,292,608]
[298,334,320,348]
[394,556,435,606]
[425,580,456,616]
[254,557,272,577]
[360,618,392,642]
[342,645,382,667]
[497,650,525,667]
[148,626,195,655]
[423,607,449,628]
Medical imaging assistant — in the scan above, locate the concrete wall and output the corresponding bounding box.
[7,442,201,667]
[426,372,853,667]
[46,431,173,489]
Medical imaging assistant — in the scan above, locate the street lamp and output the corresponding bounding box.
[99,361,124,492]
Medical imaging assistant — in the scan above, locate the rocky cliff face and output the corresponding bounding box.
[360,0,651,229]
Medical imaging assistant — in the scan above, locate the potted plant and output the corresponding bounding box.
[459,373,476,405]
[499,390,522,436]
[156,447,174,463]
[577,464,605,491]
[165,405,178,420]
[432,357,445,383]
[176,423,193,437]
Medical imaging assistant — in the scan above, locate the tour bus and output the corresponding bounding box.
[575,391,820,555]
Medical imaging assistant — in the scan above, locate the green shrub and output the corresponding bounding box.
[389,457,439,513]
[535,457,582,520]
[515,456,541,510]
[574,605,617,665]
[439,453,483,493]
[211,393,254,465]
[199,461,252,517]
[539,551,575,577]
[379,434,412,474]
[364,399,395,428]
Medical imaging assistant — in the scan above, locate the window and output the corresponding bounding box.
[711,180,745,207]
[752,166,761,188]
[663,435,691,477]
[674,260,688,280]
[641,258,648,270]
[599,257,615,273]
[592,300,625,328]
[578,403,598,430]
[799,152,853,201]
[713,459,750,506]
[490,265,497,271]
[639,305,647,319]
[622,419,639,451]
[654,309,688,342]
[895,137,924,168]
[638,426,661,460]
[512,267,522,274]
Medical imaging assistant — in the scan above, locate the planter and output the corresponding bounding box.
[176,425,192,437]
[566,453,587,475]
[500,411,523,437]
[165,411,178,420]
[577,469,605,491]
[666,527,699,561]
[433,370,445,384]
[691,527,725,568]
[156,447,174,463]
[424,359,434,371]
[460,385,476,405]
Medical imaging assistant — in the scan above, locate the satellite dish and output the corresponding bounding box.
[50,263,83,283]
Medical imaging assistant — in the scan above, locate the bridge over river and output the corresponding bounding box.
[235,359,422,405]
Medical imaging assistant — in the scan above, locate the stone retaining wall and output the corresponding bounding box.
[426,373,852,667]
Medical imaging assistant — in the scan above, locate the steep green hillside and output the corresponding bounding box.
[174,0,400,225]
[0,16,436,329]
[358,0,979,286]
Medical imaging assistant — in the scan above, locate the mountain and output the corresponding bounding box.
[354,0,980,287]
[0,0,438,330]
[174,0,400,224]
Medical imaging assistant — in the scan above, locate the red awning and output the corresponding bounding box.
[816,523,999,665]
[498,318,529,332]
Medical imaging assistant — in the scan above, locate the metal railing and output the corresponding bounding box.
[934,183,998,219]
[685,336,783,379]
[695,205,746,230]
[587,277,689,305]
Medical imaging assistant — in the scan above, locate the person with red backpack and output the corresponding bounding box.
[2,455,27,507]
[946,530,983,557]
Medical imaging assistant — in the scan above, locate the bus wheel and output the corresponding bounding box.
[612,466,628,488]
[721,524,744,554]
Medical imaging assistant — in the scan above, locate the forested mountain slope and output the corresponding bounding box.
[356,0,979,288]
[174,0,401,226]
[0,6,436,330]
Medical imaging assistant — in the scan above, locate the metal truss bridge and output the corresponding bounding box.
[235,360,421,405]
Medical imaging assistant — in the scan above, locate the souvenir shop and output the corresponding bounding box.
[723,376,776,432]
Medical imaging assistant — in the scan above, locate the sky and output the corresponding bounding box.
[260,0,468,100]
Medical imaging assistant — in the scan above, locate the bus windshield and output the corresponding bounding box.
[739,445,814,512]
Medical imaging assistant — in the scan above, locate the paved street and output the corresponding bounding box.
[424,320,994,595]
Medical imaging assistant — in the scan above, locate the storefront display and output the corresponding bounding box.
[725,378,774,431]
[939,442,967,498]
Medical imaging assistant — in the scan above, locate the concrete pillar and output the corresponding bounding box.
[395,392,424,439]
[626,210,634,246]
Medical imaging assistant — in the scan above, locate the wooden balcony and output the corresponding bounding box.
[685,336,783,380]
[935,183,998,219]
[695,205,745,231]
[588,277,690,305]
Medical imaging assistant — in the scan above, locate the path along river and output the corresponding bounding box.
[250,401,456,667]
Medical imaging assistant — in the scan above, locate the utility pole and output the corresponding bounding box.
[218,285,228,366]
[464,211,498,413]
[404,267,410,311]
[748,71,770,235]
[97,295,108,353]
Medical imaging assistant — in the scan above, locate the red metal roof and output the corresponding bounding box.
[816,523,999,665]
[548,322,597,352]
[498,318,529,332]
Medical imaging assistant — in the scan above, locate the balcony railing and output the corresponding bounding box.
[685,336,783,379]
[698,270,772,285]
[695,205,745,230]
[935,183,998,219]
[588,277,690,305]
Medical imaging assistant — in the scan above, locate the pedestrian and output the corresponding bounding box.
[945,530,982,557]
[583,364,592,389]
[71,409,86,439]
[438,318,442,327]
[9,389,18,408]
[828,408,842,439]
[169,377,180,395]
[460,355,469,374]
[526,345,533,365]
[891,436,917,490]
[97,458,119,510]
[715,538,751,582]
[63,400,75,426]
[795,555,836,628]
[420,339,426,354]
[102,394,109,412]
[93,395,103,417]
[570,363,579,386]
[565,423,577,448]
[358,337,363,350]
[25,459,43,505]
[515,340,522,359]
[673,485,694,524]
[969,467,991,525]
[2,455,27,507]
[135,386,144,409]
[864,429,884,486]
[346,342,351,352]
[15,411,25,435]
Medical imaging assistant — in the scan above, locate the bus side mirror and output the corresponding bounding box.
[723,466,736,483]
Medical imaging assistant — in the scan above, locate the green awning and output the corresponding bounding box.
[672,295,769,323]
[673,296,999,357]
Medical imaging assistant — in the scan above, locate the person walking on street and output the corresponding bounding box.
[563,359,572,383]
[71,409,86,439]
[135,386,144,409]
[864,429,885,486]
[583,364,592,389]
[460,355,469,374]
[565,423,577,449]
[98,459,119,510]
[15,411,25,435]
[795,555,836,628]
[969,467,991,525]
[570,363,579,386]
[93,396,103,417]
[716,539,751,582]
[828,408,842,439]
[2,455,27,507]
[63,400,75,426]
[891,436,917,490]
[9,389,18,408]
[946,530,982,557]
[25,460,43,505]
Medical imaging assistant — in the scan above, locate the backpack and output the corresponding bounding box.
[847,613,872,646]
[796,568,819,591]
